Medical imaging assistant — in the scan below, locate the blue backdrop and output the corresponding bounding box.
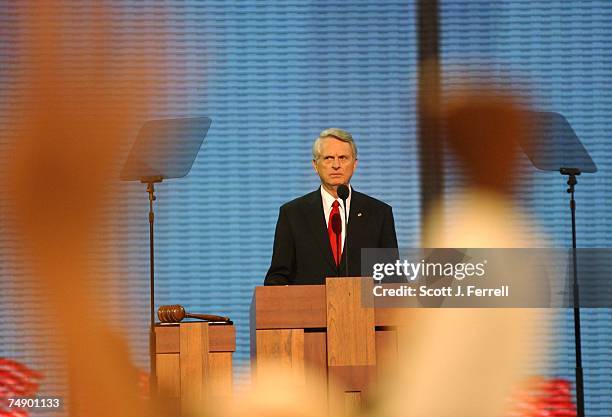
[0,1,609,415]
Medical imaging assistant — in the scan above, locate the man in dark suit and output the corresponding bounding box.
[265,128,398,285]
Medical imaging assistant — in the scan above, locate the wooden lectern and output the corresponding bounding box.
[155,322,235,416]
[251,277,407,415]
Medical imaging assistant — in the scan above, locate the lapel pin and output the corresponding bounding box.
[357,212,362,217]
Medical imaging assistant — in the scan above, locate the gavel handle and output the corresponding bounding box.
[185,313,230,322]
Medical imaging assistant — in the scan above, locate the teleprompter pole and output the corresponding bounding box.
[143,176,163,400]
[560,167,585,417]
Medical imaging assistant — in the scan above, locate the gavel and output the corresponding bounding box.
[157,305,230,323]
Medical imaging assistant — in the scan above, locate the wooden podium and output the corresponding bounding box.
[251,277,407,415]
[155,322,235,416]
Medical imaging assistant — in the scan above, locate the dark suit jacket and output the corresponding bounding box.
[264,188,398,285]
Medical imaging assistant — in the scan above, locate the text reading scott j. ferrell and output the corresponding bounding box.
[373,285,509,298]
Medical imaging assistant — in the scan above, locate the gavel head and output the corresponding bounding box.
[157,304,186,323]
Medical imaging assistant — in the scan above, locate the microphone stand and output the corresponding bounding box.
[560,167,584,417]
[336,231,342,278]
[339,195,349,278]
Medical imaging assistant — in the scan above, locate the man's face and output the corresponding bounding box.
[312,136,358,190]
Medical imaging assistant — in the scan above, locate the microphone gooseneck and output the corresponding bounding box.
[337,184,350,277]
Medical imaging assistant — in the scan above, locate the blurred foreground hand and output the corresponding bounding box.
[5,2,156,417]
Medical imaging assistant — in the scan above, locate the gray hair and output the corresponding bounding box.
[312,128,358,160]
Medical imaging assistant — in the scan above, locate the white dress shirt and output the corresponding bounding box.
[320,185,351,251]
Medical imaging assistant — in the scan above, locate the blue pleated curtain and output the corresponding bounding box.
[0,1,610,414]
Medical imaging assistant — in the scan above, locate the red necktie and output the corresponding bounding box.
[328,200,342,266]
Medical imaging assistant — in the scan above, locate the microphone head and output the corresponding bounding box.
[337,184,349,200]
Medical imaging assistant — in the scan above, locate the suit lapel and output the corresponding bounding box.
[305,190,338,271]
[339,189,367,270]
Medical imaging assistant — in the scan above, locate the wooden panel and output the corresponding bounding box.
[156,325,179,353]
[344,392,362,416]
[209,325,236,352]
[328,366,376,417]
[156,353,181,417]
[328,365,376,392]
[255,329,305,382]
[208,352,233,399]
[375,329,399,381]
[250,284,414,330]
[179,322,209,414]
[253,285,326,329]
[326,278,376,367]
[326,277,376,417]
[156,324,235,353]
[156,353,180,398]
[304,331,327,404]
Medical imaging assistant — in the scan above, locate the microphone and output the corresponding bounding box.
[157,305,231,323]
[337,184,349,201]
[336,184,350,277]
